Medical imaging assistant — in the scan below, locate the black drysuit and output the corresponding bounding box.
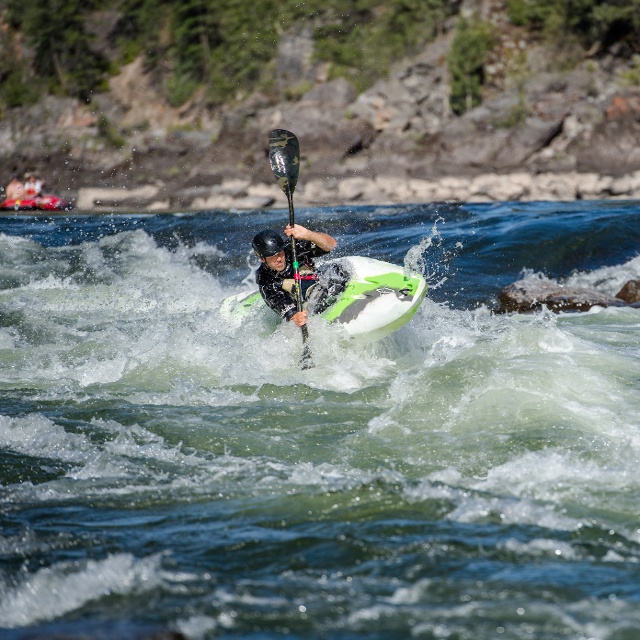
[256,240,348,321]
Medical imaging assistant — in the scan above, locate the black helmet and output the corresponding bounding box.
[252,229,285,258]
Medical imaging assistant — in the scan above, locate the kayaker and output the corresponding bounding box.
[252,224,346,327]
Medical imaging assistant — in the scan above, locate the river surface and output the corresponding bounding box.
[1,200,640,639]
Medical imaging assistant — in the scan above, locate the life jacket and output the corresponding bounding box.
[281,267,318,299]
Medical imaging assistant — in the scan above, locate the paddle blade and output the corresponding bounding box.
[300,342,314,370]
[296,324,313,369]
[269,129,300,196]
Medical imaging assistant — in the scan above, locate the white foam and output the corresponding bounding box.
[0,553,164,627]
[175,615,218,639]
[0,414,90,464]
[498,537,579,560]
[565,254,640,295]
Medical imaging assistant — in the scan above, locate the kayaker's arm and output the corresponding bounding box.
[285,224,336,253]
[257,276,297,321]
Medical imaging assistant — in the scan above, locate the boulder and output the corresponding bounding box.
[293,109,374,158]
[338,176,388,203]
[492,117,563,168]
[349,32,452,136]
[615,279,640,304]
[573,89,640,176]
[276,28,316,94]
[302,77,357,107]
[496,276,625,313]
[470,172,532,201]
[76,185,160,210]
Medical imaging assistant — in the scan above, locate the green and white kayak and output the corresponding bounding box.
[221,256,427,341]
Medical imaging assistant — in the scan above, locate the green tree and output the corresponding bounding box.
[0,29,40,109]
[205,0,280,105]
[113,0,172,67]
[313,0,451,92]
[6,0,109,100]
[166,0,219,105]
[448,16,495,115]
[507,0,640,51]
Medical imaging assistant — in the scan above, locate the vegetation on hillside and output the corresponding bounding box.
[507,0,640,51]
[448,16,496,115]
[3,0,110,101]
[142,0,457,105]
[0,0,638,118]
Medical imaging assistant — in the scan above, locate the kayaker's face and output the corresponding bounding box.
[263,251,286,272]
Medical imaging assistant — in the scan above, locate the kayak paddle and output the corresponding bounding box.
[268,129,313,370]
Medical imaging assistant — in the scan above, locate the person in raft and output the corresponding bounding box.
[252,224,348,327]
[4,176,23,200]
[23,172,44,197]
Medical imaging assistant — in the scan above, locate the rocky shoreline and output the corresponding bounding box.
[71,168,640,213]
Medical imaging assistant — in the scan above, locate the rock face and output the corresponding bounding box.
[2,13,640,211]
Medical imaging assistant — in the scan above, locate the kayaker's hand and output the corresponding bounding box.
[285,224,309,241]
[291,310,307,327]
[285,224,337,252]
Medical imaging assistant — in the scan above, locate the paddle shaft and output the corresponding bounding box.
[286,189,311,348]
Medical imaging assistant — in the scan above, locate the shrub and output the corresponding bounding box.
[507,0,640,51]
[6,0,110,100]
[448,16,496,115]
[97,115,126,149]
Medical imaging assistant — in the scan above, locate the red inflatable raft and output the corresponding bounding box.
[0,195,73,211]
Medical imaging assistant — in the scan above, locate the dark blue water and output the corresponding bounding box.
[3,200,639,304]
[1,199,640,639]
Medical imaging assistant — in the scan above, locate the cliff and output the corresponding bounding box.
[1,0,640,211]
